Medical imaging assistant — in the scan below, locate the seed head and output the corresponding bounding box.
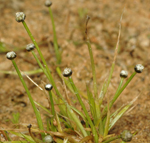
[45,84,53,91]
[6,51,17,60]
[45,0,52,7]
[63,68,72,77]
[134,64,144,73]
[120,130,132,142]
[26,43,35,52]
[27,124,32,128]
[120,70,128,78]
[43,135,53,143]
[16,12,26,22]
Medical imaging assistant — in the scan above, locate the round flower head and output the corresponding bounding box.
[121,130,132,142]
[63,68,72,77]
[45,84,53,91]
[43,135,53,143]
[26,43,35,52]
[16,12,26,22]
[134,64,144,73]
[27,124,32,128]
[6,51,17,60]
[45,0,52,7]
[120,70,128,78]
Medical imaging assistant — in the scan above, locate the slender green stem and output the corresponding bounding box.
[109,78,124,108]
[115,72,136,99]
[95,101,103,135]
[86,85,96,123]
[22,21,62,101]
[102,135,121,143]
[67,104,88,137]
[85,40,103,135]
[103,103,110,137]
[22,21,47,68]
[11,60,44,134]
[103,63,115,96]
[103,78,124,115]
[52,89,87,136]
[0,69,43,75]
[55,113,62,132]
[86,40,98,98]
[68,76,98,143]
[102,72,137,117]
[31,51,49,78]
[49,7,61,64]
[48,91,57,131]
[48,91,55,117]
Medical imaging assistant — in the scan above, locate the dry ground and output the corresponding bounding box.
[0,0,150,142]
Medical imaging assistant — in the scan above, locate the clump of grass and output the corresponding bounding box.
[11,112,20,125]
[1,1,145,143]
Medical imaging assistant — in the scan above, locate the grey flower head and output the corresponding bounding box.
[6,51,17,60]
[134,64,144,73]
[121,130,132,142]
[27,124,32,128]
[63,68,72,77]
[120,70,128,78]
[45,0,52,7]
[45,84,53,91]
[43,135,53,143]
[16,12,26,22]
[26,43,35,52]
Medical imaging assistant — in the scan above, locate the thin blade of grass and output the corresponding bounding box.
[7,131,35,143]
[86,84,96,123]
[79,135,93,143]
[102,72,137,117]
[70,106,86,122]
[48,7,61,64]
[11,60,44,138]
[34,101,51,115]
[55,112,63,132]
[70,105,90,135]
[102,135,121,143]
[102,78,124,116]
[109,100,135,131]
[0,69,43,75]
[86,40,98,98]
[104,101,110,137]
[103,9,124,96]
[68,76,98,142]
[85,16,98,98]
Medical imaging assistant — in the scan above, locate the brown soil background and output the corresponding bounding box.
[0,0,150,142]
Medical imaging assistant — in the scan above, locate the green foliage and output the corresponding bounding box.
[3,2,144,143]
[11,112,20,124]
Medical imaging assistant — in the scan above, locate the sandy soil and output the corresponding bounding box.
[0,0,150,142]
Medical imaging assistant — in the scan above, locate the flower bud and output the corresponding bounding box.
[45,84,53,91]
[63,68,72,77]
[43,135,53,143]
[26,43,35,52]
[45,0,52,7]
[134,64,144,73]
[27,124,32,128]
[16,12,26,22]
[120,70,128,78]
[6,51,17,60]
[121,130,132,142]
